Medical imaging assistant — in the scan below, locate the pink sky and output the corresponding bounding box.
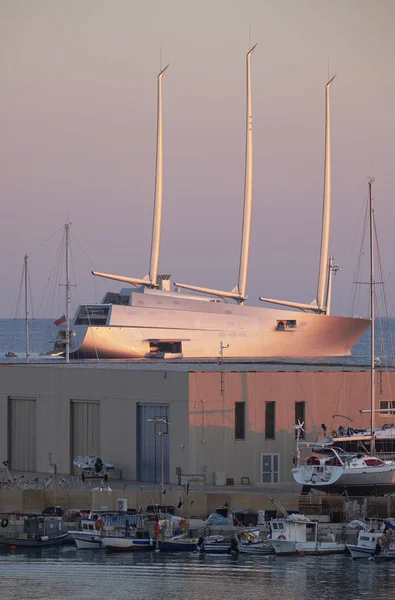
[0,0,394,318]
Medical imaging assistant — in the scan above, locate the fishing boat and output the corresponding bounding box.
[269,515,345,556]
[50,53,369,360]
[292,180,395,496]
[0,515,67,548]
[68,516,104,549]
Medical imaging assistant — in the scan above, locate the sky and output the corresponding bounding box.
[0,0,394,319]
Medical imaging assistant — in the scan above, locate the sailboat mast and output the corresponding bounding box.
[149,65,169,287]
[369,178,375,454]
[317,75,336,312]
[24,254,29,363]
[65,223,70,364]
[237,45,256,304]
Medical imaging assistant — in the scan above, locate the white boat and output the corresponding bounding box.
[50,56,369,361]
[347,528,382,559]
[292,180,395,496]
[347,521,395,560]
[269,515,345,556]
[69,518,103,549]
[292,446,395,496]
[72,456,114,476]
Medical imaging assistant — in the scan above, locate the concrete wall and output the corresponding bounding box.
[0,365,189,481]
[1,363,394,492]
[189,369,395,487]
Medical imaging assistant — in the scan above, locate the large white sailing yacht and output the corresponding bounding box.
[51,52,369,360]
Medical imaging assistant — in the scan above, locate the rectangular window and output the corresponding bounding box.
[265,402,275,439]
[295,401,305,438]
[261,453,279,483]
[235,402,245,440]
[380,400,395,416]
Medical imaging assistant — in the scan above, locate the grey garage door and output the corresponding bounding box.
[8,397,36,471]
[70,400,100,473]
[137,404,169,483]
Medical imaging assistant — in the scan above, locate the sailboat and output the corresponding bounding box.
[50,56,369,360]
[292,179,395,496]
[6,254,30,361]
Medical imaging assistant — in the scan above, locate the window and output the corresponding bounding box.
[235,402,245,440]
[261,453,279,483]
[380,400,395,416]
[265,402,275,439]
[276,319,297,331]
[295,401,305,438]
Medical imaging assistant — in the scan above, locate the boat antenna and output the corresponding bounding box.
[369,177,375,454]
[24,254,29,363]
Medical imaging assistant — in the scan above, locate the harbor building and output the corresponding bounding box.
[0,362,393,492]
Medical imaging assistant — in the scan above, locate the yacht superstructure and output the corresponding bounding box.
[51,53,369,360]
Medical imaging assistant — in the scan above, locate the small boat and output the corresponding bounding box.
[0,515,67,548]
[5,352,17,358]
[197,535,237,554]
[68,517,104,549]
[72,456,114,477]
[347,520,395,560]
[158,534,198,552]
[70,513,153,551]
[269,515,346,556]
[347,529,383,559]
[234,528,274,555]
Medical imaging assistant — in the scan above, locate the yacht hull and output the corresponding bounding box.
[65,296,369,360]
[293,464,395,496]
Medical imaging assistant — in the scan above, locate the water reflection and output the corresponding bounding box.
[0,547,395,600]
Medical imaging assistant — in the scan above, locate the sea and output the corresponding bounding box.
[0,547,394,600]
[1,318,395,598]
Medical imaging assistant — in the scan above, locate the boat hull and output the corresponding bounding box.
[158,540,198,552]
[270,540,345,556]
[0,533,68,548]
[69,532,102,549]
[346,544,375,559]
[101,537,153,551]
[293,464,395,496]
[65,296,369,360]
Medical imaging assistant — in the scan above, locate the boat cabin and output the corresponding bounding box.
[270,517,316,543]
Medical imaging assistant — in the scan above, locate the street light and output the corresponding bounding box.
[147,417,169,506]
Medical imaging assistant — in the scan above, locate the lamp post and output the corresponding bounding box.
[148,417,169,506]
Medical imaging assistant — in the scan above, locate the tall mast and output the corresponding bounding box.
[237,44,256,303]
[24,254,29,363]
[175,46,257,302]
[92,66,169,289]
[317,75,336,312]
[149,64,169,287]
[369,178,375,454]
[65,223,70,364]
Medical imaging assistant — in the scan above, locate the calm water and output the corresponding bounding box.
[0,547,393,600]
